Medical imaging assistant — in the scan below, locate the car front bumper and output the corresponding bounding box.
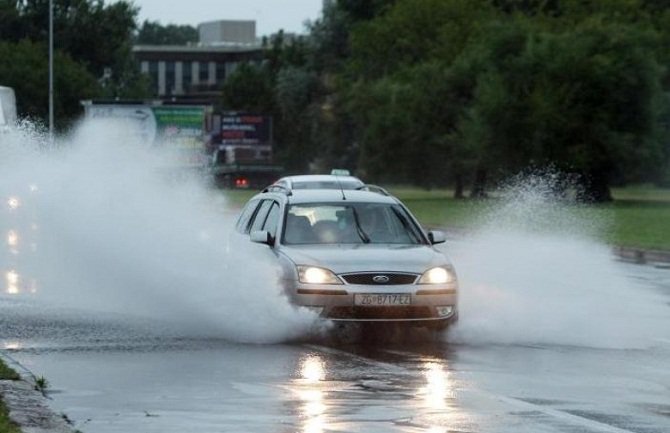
[288,281,458,323]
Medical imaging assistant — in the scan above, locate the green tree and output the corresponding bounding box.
[348,0,493,79]
[0,40,100,127]
[491,0,560,15]
[221,63,275,113]
[135,20,198,45]
[307,2,353,73]
[213,0,670,192]
[458,18,664,200]
[339,0,669,197]
[0,0,143,101]
[0,0,24,41]
[274,66,319,172]
[343,0,494,191]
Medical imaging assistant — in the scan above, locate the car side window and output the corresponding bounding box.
[249,200,273,233]
[236,199,260,233]
[262,202,280,237]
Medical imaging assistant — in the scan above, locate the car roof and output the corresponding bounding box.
[286,189,398,205]
[278,174,363,185]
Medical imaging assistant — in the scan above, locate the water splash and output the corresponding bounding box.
[1,119,318,343]
[449,172,669,349]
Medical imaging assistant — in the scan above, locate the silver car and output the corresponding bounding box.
[234,186,458,329]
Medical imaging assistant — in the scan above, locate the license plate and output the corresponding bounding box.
[354,293,411,306]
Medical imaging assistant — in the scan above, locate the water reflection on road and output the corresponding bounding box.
[295,356,327,433]
[0,261,668,432]
[3,190,39,296]
[274,335,475,433]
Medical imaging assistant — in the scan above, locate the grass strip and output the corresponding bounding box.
[391,187,670,251]
[0,398,21,433]
[0,359,21,433]
[0,360,19,381]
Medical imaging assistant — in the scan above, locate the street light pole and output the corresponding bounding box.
[48,0,54,142]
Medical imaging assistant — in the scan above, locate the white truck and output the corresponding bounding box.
[0,86,17,131]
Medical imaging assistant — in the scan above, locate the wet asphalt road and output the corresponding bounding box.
[1,262,670,433]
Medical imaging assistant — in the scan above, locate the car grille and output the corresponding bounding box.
[340,272,418,285]
[327,306,433,320]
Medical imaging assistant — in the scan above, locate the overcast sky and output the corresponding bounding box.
[128,0,324,36]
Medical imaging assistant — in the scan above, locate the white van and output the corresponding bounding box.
[0,86,17,130]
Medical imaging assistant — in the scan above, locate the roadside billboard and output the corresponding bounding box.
[83,103,208,167]
[220,112,272,145]
[153,106,206,149]
[85,104,206,146]
[85,104,157,143]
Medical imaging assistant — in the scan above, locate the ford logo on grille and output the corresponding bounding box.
[372,275,390,284]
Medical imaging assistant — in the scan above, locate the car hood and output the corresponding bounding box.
[279,244,448,274]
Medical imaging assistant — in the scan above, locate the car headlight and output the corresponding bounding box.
[297,266,342,285]
[418,267,456,284]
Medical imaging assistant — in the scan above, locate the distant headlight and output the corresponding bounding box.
[418,267,456,284]
[297,266,342,285]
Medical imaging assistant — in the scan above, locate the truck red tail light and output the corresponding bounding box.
[235,177,249,188]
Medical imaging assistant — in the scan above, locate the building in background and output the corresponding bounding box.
[130,20,282,186]
[133,20,263,101]
[198,20,257,45]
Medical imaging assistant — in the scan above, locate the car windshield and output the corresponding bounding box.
[283,203,425,245]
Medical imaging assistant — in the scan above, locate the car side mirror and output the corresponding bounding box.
[428,230,446,245]
[250,230,273,246]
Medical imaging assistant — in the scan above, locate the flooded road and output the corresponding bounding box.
[1,261,669,433]
[2,125,670,431]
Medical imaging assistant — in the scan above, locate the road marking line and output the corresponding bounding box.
[490,394,637,433]
[307,344,638,433]
[382,348,639,433]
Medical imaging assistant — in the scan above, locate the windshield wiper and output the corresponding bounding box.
[350,207,371,244]
[391,206,421,244]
